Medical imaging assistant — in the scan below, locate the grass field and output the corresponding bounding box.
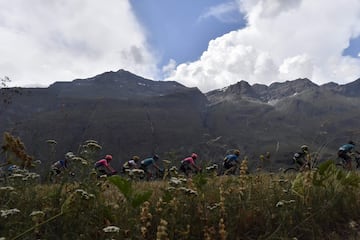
[1,159,360,240]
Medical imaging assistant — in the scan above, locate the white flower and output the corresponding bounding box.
[206,164,218,171]
[46,139,57,144]
[349,220,358,230]
[276,200,296,208]
[103,225,120,233]
[10,174,24,178]
[0,186,15,191]
[1,208,20,218]
[75,189,95,200]
[30,211,45,217]
[169,177,182,186]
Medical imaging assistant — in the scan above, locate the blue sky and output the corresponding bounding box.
[131,0,245,66]
[0,0,360,92]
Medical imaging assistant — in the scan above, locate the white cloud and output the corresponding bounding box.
[199,2,241,23]
[162,59,177,78]
[0,0,158,87]
[166,0,360,92]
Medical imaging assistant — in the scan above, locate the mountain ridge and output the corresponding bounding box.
[1,69,360,173]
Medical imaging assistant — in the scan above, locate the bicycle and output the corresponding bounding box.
[284,152,319,174]
[335,154,360,170]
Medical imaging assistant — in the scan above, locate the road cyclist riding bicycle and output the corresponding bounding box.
[122,155,140,173]
[49,152,76,182]
[284,145,317,173]
[94,154,117,177]
[337,141,360,170]
[222,149,240,175]
[179,153,201,177]
[139,154,163,180]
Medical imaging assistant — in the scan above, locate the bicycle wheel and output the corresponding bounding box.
[335,163,345,170]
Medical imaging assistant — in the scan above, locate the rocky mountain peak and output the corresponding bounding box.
[48,69,187,99]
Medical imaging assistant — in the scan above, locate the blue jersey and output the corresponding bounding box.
[224,154,239,163]
[141,158,156,167]
[339,144,354,153]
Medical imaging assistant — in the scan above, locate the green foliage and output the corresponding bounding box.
[192,172,208,190]
[108,175,152,208]
[2,168,360,239]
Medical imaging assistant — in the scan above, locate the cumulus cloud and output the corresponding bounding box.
[0,0,158,87]
[165,0,360,92]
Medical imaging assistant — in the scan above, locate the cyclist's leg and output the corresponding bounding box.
[345,154,352,170]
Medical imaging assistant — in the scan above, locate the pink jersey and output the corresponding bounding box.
[95,159,109,167]
[182,157,195,165]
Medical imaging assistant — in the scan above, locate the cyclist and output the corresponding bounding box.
[122,155,140,173]
[338,141,359,170]
[140,154,162,180]
[223,150,240,175]
[293,145,310,171]
[50,152,74,176]
[180,153,201,177]
[7,164,20,176]
[94,154,117,176]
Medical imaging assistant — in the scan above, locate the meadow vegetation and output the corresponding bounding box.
[1,133,360,239]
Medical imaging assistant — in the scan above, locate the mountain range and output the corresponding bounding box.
[1,69,360,172]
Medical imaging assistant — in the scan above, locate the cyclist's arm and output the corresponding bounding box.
[105,162,116,173]
[153,162,161,171]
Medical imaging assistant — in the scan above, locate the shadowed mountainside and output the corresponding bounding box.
[1,70,360,172]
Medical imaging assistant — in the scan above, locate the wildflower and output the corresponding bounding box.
[103,225,120,233]
[166,186,176,192]
[206,164,218,171]
[29,172,40,179]
[1,208,20,218]
[65,152,75,159]
[85,139,98,144]
[75,189,95,200]
[140,201,152,238]
[207,203,221,211]
[276,200,295,208]
[239,159,248,176]
[178,187,198,196]
[218,218,227,240]
[156,219,169,240]
[185,189,198,196]
[9,173,24,178]
[46,139,57,144]
[169,166,178,172]
[30,211,45,217]
[0,186,15,191]
[34,159,42,164]
[132,169,145,174]
[349,220,359,230]
[86,142,102,150]
[169,177,182,186]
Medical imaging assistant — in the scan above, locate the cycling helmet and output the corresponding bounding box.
[132,155,140,162]
[300,145,309,151]
[348,140,355,145]
[191,153,198,159]
[234,150,240,156]
[153,154,159,160]
[105,155,113,161]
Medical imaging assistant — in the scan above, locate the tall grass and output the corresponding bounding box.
[1,160,360,239]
